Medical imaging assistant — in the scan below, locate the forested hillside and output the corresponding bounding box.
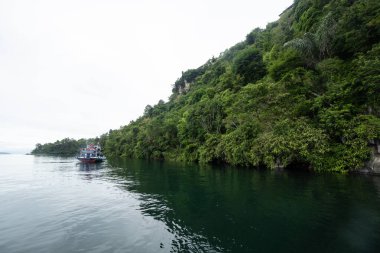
[31,137,104,156]
[104,0,380,172]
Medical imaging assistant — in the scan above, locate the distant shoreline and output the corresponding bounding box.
[0,152,11,154]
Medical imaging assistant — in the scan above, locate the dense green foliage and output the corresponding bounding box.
[31,137,106,156]
[104,0,380,172]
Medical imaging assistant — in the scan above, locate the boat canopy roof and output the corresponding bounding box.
[80,144,101,154]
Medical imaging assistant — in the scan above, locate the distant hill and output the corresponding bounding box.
[31,137,105,156]
[0,152,10,154]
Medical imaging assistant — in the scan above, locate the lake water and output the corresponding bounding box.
[1,154,380,253]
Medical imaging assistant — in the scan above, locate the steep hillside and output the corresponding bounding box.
[104,0,380,172]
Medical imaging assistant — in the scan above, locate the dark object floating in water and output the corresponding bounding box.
[77,144,105,163]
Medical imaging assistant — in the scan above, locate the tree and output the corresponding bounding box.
[232,46,266,85]
[284,12,337,66]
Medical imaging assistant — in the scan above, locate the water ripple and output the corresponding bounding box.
[1,155,380,253]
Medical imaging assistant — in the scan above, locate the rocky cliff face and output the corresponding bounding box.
[370,155,380,174]
[367,143,380,174]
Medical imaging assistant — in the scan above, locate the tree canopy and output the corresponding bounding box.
[31,136,107,156]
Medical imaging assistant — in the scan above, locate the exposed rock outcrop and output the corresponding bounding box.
[365,143,380,174]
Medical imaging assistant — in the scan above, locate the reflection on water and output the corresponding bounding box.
[106,158,380,253]
[373,176,380,199]
[77,162,105,171]
[106,159,225,253]
[76,162,107,181]
[0,155,380,253]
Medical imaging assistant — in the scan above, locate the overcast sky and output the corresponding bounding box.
[0,0,293,153]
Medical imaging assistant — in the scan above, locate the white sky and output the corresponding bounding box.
[0,0,293,153]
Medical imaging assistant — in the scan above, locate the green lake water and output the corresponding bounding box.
[1,154,380,252]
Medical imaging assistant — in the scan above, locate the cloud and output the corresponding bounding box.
[0,0,293,153]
